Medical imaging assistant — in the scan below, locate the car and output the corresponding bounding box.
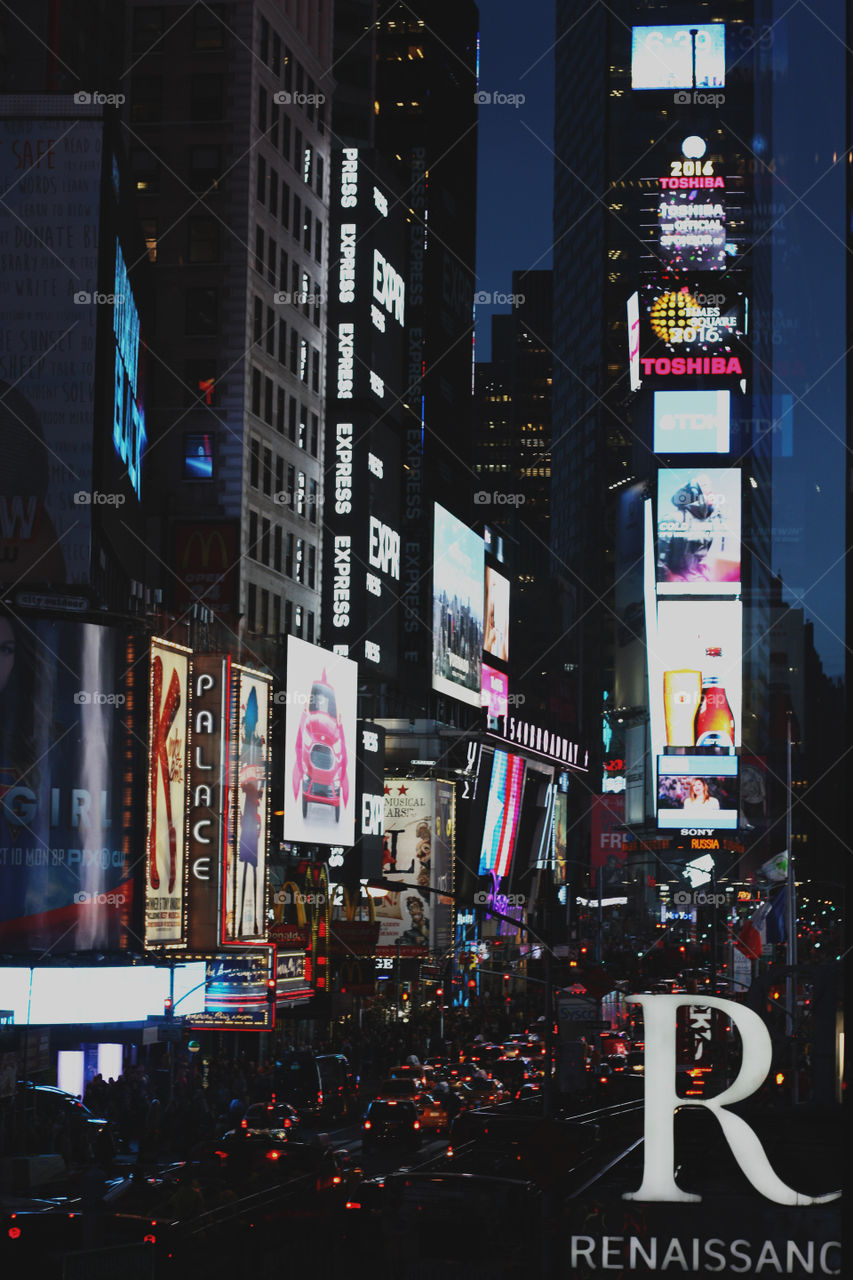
[241,1100,301,1133]
[416,1093,450,1135]
[273,1051,325,1118]
[316,1053,359,1119]
[361,1099,421,1154]
[291,676,348,822]
[375,1078,423,1104]
[625,1050,646,1074]
[15,1082,116,1164]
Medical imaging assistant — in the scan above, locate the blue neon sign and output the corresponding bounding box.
[113,242,145,499]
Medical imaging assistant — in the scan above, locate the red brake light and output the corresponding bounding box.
[363,1120,371,1130]
[413,1121,420,1130]
[345,1201,362,1210]
[265,1149,282,1161]
[284,1117,291,1127]
[241,1119,247,1128]
[8,1227,21,1240]
[143,1234,156,1244]
[333,1175,342,1184]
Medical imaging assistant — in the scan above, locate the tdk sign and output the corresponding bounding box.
[372,250,405,326]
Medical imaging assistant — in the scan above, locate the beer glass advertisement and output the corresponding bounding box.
[432,504,485,707]
[0,614,139,953]
[145,639,191,946]
[657,755,739,829]
[378,780,434,955]
[0,113,102,586]
[484,566,510,663]
[283,637,357,847]
[224,667,271,944]
[188,950,274,1030]
[656,468,741,594]
[652,600,742,756]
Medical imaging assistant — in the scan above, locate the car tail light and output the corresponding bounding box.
[8,1227,21,1240]
[413,1121,420,1130]
[241,1119,247,1128]
[317,1092,323,1106]
[284,1117,291,1127]
[333,1175,342,1184]
[265,1150,282,1161]
[446,1147,453,1158]
[599,1076,608,1085]
[345,1201,362,1210]
[363,1120,371,1130]
[143,1234,156,1244]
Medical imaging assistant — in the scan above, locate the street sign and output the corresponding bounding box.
[556,997,598,1021]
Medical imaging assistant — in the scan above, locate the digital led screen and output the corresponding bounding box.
[1,962,206,1025]
[146,639,191,946]
[657,468,740,594]
[481,663,509,719]
[657,755,739,830]
[113,241,146,500]
[224,667,271,944]
[477,751,525,880]
[184,433,214,480]
[654,390,730,454]
[640,283,748,390]
[378,780,434,956]
[188,950,274,1030]
[631,24,725,90]
[484,567,510,663]
[658,186,726,271]
[653,599,742,754]
[432,504,485,707]
[283,637,357,847]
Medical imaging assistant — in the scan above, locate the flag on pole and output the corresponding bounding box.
[765,887,787,944]
[734,900,773,959]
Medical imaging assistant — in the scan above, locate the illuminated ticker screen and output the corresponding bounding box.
[631,24,725,90]
[477,751,526,879]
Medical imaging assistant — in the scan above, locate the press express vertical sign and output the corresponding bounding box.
[113,243,146,499]
[338,148,357,399]
[145,639,191,946]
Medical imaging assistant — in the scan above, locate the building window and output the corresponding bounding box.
[295,538,305,583]
[260,588,269,633]
[307,543,316,589]
[186,359,217,407]
[266,306,275,355]
[140,218,158,263]
[294,604,303,637]
[250,438,260,488]
[310,413,318,457]
[278,319,287,365]
[190,75,224,122]
[283,46,293,93]
[251,367,261,415]
[275,455,284,493]
[292,194,301,243]
[272,31,282,76]
[248,583,257,630]
[303,144,312,187]
[189,145,221,192]
[279,247,289,291]
[186,288,217,334]
[311,348,320,392]
[313,218,322,264]
[264,376,273,424]
[284,600,293,634]
[258,84,268,134]
[306,611,315,643]
[255,224,264,273]
[132,149,160,195]
[267,235,276,284]
[281,114,291,163]
[259,15,269,62]
[274,525,282,572]
[261,517,271,564]
[248,511,259,560]
[132,7,164,54]
[131,76,162,124]
[298,410,306,451]
[315,155,324,199]
[253,295,263,344]
[285,532,294,577]
[309,478,318,523]
[296,471,306,517]
[303,208,311,252]
[273,595,281,634]
[289,329,298,374]
[287,463,295,503]
[193,5,225,49]
[270,103,279,148]
[276,387,285,434]
[288,398,297,441]
[299,339,308,383]
[262,447,272,495]
[188,216,219,263]
[269,169,278,217]
[257,153,266,203]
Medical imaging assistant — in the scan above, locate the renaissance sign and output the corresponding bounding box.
[625,995,841,1207]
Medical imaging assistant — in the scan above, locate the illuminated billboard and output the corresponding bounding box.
[146,639,191,946]
[378,780,434,955]
[656,468,741,594]
[432,504,485,707]
[113,241,146,501]
[484,567,510,663]
[627,291,641,391]
[188,949,275,1030]
[652,600,742,753]
[482,663,509,719]
[224,667,272,944]
[658,185,726,271]
[653,390,731,454]
[640,283,748,389]
[0,615,140,954]
[477,751,526,880]
[631,24,725,90]
[187,654,228,951]
[283,637,357,847]
[657,755,739,830]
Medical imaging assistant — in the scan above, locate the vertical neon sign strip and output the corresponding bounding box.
[495,755,525,879]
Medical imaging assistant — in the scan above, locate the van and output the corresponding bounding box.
[316,1054,358,1119]
[273,1051,324,1119]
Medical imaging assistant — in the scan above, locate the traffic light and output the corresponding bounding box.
[164,997,173,1019]
[266,978,276,1003]
[435,987,443,999]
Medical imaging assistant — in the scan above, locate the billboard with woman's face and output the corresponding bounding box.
[0,610,142,953]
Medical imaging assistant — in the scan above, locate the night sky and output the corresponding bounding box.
[475,0,556,360]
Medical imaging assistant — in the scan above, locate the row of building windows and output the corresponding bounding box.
[257,87,325,201]
[131,73,226,124]
[133,145,222,197]
[250,367,320,449]
[254,225,323,309]
[249,438,319,522]
[132,6,227,55]
[246,584,315,642]
[255,170,323,264]
[247,513,316,587]
[258,17,326,133]
[253,292,321,362]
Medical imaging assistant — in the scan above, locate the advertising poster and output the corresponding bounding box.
[657,755,739,830]
[283,637,357,847]
[484,566,510,663]
[640,283,748,388]
[590,794,627,891]
[554,784,569,886]
[188,950,274,1030]
[0,112,103,585]
[432,504,484,707]
[145,639,191,946]
[653,390,731,454]
[652,599,742,755]
[477,751,526,880]
[481,663,509,718]
[0,614,138,953]
[378,780,433,955]
[224,667,271,944]
[432,779,455,957]
[631,24,725,90]
[656,468,741,594]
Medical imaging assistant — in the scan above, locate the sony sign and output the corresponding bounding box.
[625,995,841,1206]
[187,654,226,949]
